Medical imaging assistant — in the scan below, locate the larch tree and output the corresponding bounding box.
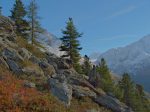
[60,18,82,73]
[27,0,43,45]
[10,0,29,38]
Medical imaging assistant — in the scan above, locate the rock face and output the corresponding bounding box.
[88,66,101,87]
[0,57,9,69]
[48,69,132,112]
[22,66,44,77]
[18,48,32,60]
[72,85,97,98]
[6,59,22,74]
[48,77,72,106]
[29,56,40,64]
[0,37,18,48]
[24,81,36,88]
[94,95,133,112]
[2,48,23,61]
[39,60,55,77]
[46,53,71,72]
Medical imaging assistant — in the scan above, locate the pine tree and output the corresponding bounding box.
[10,0,29,37]
[97,58,114,92]
[136,84,144,96]
[119,73,134,107]
[60,18,82,73]
[27,0,43,45]
[82,55,92,75]
[118,74,150,112]
[134,84,150,112]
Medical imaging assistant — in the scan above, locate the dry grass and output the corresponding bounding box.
[16,37,45,58]
[69,97,112,112]
[0,66,69,112]
[0,66,111,112]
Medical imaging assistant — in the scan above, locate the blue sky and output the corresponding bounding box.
[1,0,150,55]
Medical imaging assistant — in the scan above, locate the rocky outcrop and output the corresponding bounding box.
[0,37,18,49]
[6,59,22,74]
[18,48,32,60]
[72,85,97,98]
[88,66,101,87]
[22,66,44,77]
[0,16,16,41]
[2,48,24,61]
[0,57,9,69]
[46,53,71,72]
[94,95,133,112]
[48,77,72,106]
[29,55,40,64]
[39,60,55,77]
[48,69,133,112]
[24,81,36,88]
[0,16,134,112]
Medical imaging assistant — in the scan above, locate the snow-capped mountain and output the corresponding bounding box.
[96,35,150,92]
[36,30,64,57]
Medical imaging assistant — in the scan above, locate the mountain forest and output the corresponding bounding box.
[0,0,150,112]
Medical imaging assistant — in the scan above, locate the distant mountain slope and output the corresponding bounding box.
[36,31,64,56]
[90,52,101,63]
[96,35,150,92]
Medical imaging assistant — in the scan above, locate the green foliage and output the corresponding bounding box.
[118,73,135,106]
[10,0,29,38]
[27,0,44,45]
[115,73,150,112]
[82,55,92,75]
[60,18,82,73]
[97,58,114,92]
[16,36,45,58]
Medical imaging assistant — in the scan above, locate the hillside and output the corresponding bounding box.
[0,16,136,112]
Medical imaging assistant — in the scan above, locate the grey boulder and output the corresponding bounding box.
[2,48,23,61]
[0,57,9,68]
[18,48,32,60]
[6,59,22,74]
[39,61,55,77]
[48,77,72,106]
[72,85,97,98]
[94,95,133,112]
[24,81,36,88]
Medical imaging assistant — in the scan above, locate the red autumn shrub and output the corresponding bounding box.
[0,70,68,112]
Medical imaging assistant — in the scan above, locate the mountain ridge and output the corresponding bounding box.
[95,35,150,92]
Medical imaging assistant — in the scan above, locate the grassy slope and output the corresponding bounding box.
[0,37,111,112]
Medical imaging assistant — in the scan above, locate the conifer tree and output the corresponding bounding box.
[119,73,134,107]
[82,55,92,75]
[134,84,150,112]
[27,0,43,45]
[118,74,150,112]
[97,58,113,92]
[10,0,29,37]
[60,18,82,73]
